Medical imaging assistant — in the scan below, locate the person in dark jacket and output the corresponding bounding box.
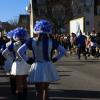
[76,31,87,60]
[0,26,6,69]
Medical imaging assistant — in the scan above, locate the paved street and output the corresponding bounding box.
[0,54,100,100]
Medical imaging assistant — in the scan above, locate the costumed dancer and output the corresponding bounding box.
[18,19,66,100]
[2,30,15,72]
[2,30,16,95]
[3,27,30,100]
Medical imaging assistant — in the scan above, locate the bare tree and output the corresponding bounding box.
[8,17,18,29]
[71,0,82,17]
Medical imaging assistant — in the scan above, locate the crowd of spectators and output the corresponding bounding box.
[50,30,100,59]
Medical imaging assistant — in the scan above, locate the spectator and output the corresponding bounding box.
[0,26,6,69]
[76,30,87,60]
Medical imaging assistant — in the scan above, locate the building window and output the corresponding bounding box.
[85,0,92,6]
[52,4,65,19]
[98,21,100,27]
[86,21,90,25]
[85,7,90,13]
[38,7,47,16]
[97,6,100,15]
[37,0,46,5]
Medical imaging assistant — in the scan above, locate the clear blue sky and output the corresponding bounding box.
[0,0,29,22]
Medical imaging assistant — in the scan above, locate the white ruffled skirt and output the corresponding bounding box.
[10,60,30,75]
[27,61,60,83]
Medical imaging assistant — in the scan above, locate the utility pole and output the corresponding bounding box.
[30,0,34,37]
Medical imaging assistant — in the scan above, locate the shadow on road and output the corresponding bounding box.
[59,60,100,63]
[1,84,100,100]
[49,89,100,100]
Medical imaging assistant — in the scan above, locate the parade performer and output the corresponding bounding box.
[2,30,15,72]
[2,30,16,95]
[18,19,66,100]
[3,27,30,100]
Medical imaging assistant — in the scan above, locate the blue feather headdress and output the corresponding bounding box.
[13,27,28,41]
[33,19,52,34]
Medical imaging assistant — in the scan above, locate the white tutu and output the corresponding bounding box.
[11,60,30,75]
[27,61,60,83]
